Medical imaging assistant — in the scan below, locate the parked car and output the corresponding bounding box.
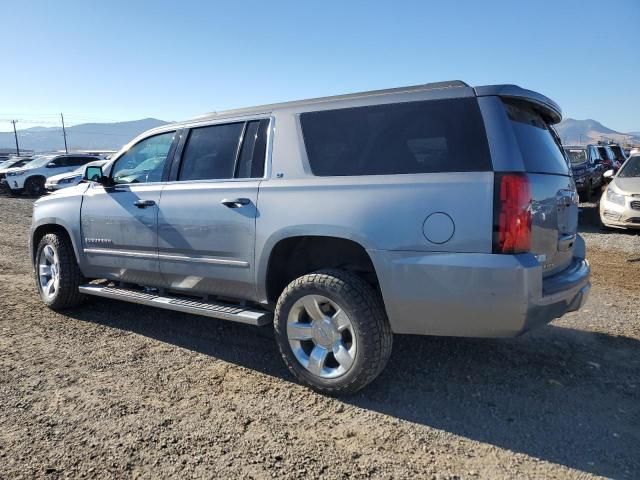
[5,153,101,196]
[29,81,590,393]
[563,145,605,200]
[599,155,640,229]
[45,160,108,192]
[0,157,36,184]
[608,143,628,166]
[597,145,621,172]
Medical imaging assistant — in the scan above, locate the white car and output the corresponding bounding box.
[600,155,640,229]
[45,160,108,192]
[0,157,35,183]
[4,153,102,196]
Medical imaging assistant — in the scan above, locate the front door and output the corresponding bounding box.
[157,119,269,301]
[80,130,178,285]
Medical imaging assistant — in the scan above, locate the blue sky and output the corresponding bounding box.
[1,0,639,132]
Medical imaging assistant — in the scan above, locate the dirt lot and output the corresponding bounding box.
[0,194,638,479]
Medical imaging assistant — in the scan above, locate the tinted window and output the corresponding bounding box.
[49,157,66,167]
[112,131,175,184]
[235,119,269,178]
[503,99,569,175]
[300,98,492,176]
[179,123,244,181]
[68,156,97,166]
[597,146,612,161]
[609,145,625,162]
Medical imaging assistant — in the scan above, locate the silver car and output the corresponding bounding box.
[29,81,590,393]
[45,160,108,191]
[600,155,640,229]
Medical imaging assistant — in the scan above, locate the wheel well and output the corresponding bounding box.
[26,175,46,184]
[265,236,379,303]
[31,224,74,263]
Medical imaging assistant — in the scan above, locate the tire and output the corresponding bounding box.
[24,177,45,197]
[584,181,592,202]
[274,269,392,394]
[34,233,86,309]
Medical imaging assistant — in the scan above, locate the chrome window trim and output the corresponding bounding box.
[162,115,274,184]
[83,247,249,268]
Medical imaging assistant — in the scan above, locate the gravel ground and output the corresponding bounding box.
[0,193,638,480]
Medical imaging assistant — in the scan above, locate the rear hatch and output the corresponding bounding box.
[502,99,578,277]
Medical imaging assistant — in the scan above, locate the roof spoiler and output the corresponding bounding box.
[474,84,562,124]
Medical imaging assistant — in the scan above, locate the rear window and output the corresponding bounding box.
[609,145,625,162]
[564,148,588,165]
[503,99,569,175]
[300,98,492,176]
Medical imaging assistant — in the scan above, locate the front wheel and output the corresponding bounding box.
[274,269,392,394]
[25,177,45,197]
[35,233,86,309]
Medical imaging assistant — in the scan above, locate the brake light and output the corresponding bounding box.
[493,173,532,254]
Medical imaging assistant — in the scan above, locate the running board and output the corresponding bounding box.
[78,285,272,326]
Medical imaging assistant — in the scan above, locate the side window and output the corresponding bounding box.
[300,98,492,176]
[69,156,93,167]
[111,131,176,185]
[179,123,244,181]
[235,119,269,178]
[49,157,65,167]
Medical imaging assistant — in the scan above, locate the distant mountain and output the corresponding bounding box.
[0,118,170,152]
[555,118,640,145]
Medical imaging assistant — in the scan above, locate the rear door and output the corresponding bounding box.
[501,99,578,276]
[157,119,269,300]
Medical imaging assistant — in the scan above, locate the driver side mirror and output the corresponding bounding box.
[84,165,112,186]
[46,162,57,168]
[603,169,614,182]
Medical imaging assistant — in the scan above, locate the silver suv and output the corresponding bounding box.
[29,81,590,393]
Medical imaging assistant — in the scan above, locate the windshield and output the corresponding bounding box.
[23,156,55,169]
[564,148,588,165]
[7,158,34,169]
[618,156,640,178]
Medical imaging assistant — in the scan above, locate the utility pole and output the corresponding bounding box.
[10,120,20,156]
[60,113,68,154]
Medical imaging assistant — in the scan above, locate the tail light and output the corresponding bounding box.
[493,173,532,254]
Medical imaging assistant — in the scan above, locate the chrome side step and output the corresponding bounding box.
[78,285,272,326]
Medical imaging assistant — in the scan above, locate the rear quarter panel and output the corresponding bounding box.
[255,104,495,302]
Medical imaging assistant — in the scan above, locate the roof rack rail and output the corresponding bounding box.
[191,80,470,121]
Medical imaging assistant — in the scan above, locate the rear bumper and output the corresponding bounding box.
[368,236,590,337]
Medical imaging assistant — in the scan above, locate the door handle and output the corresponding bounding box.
[134,199,156,209]
[221,198,251,208]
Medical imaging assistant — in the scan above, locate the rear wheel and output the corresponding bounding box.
[35,233,86,309]
[274,269,392,394]
[25,177,45,197]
